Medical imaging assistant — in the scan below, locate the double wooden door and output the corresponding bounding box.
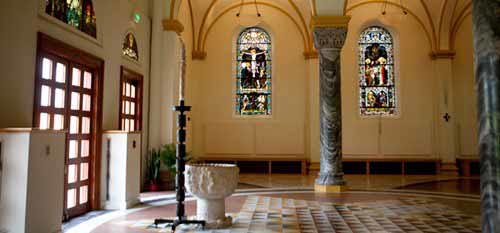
[34,33,103,220]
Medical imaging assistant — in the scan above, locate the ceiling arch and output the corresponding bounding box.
[168,0,472,57]
[201,2,310,54]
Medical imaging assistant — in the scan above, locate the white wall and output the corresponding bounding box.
[452,15,478,158]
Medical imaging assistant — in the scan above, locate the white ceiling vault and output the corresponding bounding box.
[164,0,472,56]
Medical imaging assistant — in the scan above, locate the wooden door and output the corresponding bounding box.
[34,33,103,220]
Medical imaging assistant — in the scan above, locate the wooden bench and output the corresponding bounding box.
[198,157,309,175]
[342,158,441,175]
[457,158,479,177]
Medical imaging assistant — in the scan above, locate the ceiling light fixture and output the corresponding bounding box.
[236,0,262,27]
[380,0,408,24]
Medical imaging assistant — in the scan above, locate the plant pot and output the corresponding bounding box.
[149,183,159,192]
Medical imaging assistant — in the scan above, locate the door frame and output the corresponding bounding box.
[34,32,104,218]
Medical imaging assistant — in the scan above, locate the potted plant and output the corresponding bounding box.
[146,148,161,191]
[160,143,195,190]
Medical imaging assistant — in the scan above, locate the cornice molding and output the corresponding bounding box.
[162,19,184,34]
[310,15,351,29]
[430,50,456,60]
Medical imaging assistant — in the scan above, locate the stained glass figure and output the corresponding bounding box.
[359,26,397,116]
[236,27,271,115]
[45,0,97,38]
[81,0,97,37]
[123,33,139,61]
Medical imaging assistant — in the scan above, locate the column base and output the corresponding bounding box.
[314,184,348,193]
[440,162,459,176]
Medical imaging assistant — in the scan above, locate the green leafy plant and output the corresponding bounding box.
[146,149,161,184]
[160,143,195,175]
[160,143,177,175]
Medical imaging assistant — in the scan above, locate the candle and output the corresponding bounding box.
[178,37,186,101]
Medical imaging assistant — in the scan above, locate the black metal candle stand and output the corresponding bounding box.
[153,100,206,231]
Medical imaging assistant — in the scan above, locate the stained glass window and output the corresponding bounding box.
[359,26,397,116]
[123,33,139,61]
[236,27,272,116]
[45,0,97,38]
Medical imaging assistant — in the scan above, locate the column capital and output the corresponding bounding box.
[162,19,184,34]
[313,27,348,50]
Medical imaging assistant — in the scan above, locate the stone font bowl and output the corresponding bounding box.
[185,163,239,228]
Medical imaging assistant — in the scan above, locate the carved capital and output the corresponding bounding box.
[313,27,348,50]
[303,50,318,59]
[162,19,184,34]
[192,50,207,60]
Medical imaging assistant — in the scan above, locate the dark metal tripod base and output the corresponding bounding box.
[153,218,206,231]
[153,100,205,232]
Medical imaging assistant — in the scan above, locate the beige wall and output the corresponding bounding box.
[452,15,478,158]
[341,7,435,160]
[189,6,308,159]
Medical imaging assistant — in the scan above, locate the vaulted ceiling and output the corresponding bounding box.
[166,0,472,55]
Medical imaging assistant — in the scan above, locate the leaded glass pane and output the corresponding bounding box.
[45,0,96,38]
[359,26,397,116]
[236,27,272,116]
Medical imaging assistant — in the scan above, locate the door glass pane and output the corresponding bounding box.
[67,189,77,209]
[82,94,91,111]
[56,63,66,83]
[130,102,135,115]
[68,164,77,183]
[70,116,79,134]
[80,163,89,181]
[79,186,88,204]
[69,140,78,159]
[130,85,136,98]
[71,92,80,110]
[125,83,131,97]
[42,58,53,80]
[40,113,50,129]
[124,119,130,132]
[55,88,65,108]
[130,120,135,132]
[83,72,92,89]
[54,114,64,130]
[41,85,51,107]
[72,68,81,86]
[81,140,89,157]
[82,117,90,134]
[125,101,130,114]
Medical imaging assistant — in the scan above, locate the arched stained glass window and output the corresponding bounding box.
[359,26,397,116]
[45,0,97,38]
[236,27,272,116]
[123,33,139,61]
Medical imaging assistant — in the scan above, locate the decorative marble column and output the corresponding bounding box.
[312,21,349,192]
[472,1,500,232]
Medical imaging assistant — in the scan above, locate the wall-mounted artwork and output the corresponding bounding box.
[122,32,139,61]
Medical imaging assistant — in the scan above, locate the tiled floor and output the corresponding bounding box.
[65,174,480,233]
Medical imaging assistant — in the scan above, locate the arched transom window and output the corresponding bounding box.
[236,27,272,116]
[359,26,397,116]
[123,32,139,61]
